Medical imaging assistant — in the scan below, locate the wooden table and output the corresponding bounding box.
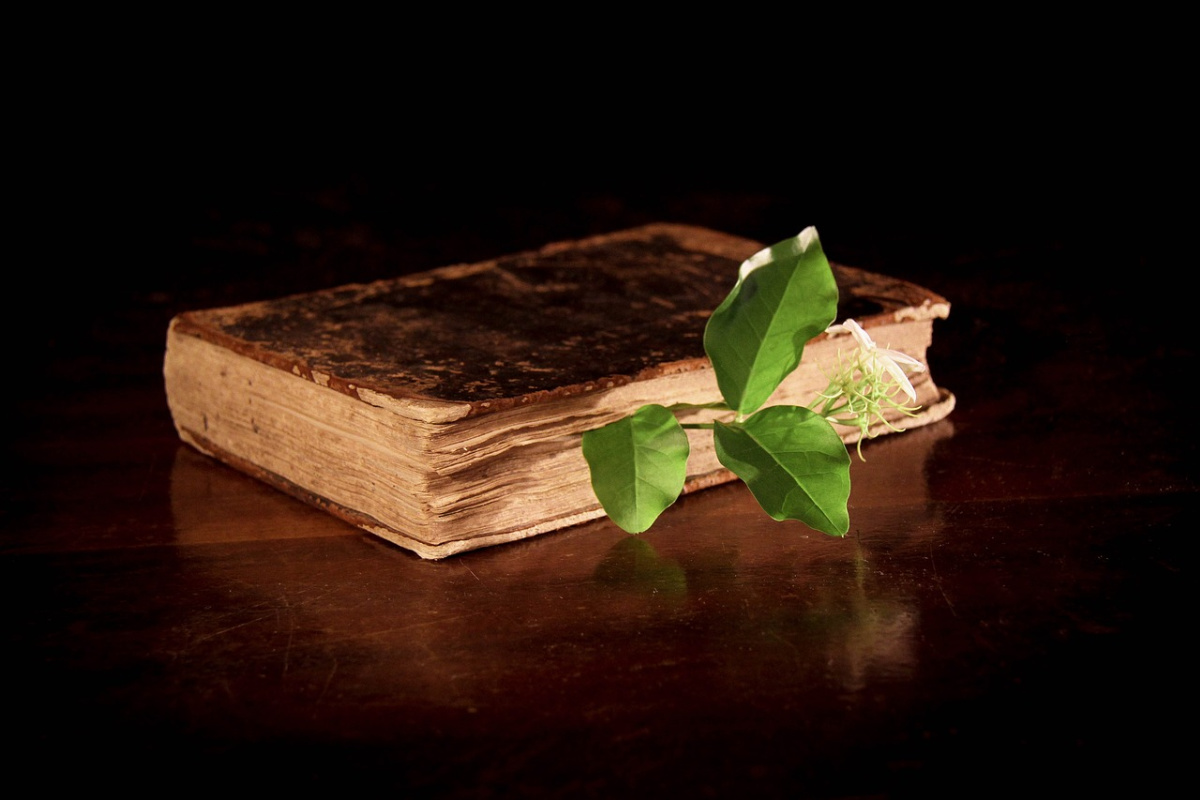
[4,172,1188,797]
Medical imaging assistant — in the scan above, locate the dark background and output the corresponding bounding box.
[4,31,1193,798]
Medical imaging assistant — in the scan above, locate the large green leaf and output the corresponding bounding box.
[581,404,690,534]
[713,405,850,536]
[703,227,840,416]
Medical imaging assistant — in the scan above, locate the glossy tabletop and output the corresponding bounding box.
[4,171,1189,798]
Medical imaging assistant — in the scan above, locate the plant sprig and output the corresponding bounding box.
[581,227,923,538]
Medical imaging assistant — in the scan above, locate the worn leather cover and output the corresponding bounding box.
[168,223,948,423]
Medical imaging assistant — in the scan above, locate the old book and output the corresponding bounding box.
[164,223,954,559]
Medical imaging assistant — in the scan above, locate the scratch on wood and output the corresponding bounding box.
[928,539,957,617]
[315,659,338,709]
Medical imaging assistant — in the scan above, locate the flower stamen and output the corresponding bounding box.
[810,318,927,459]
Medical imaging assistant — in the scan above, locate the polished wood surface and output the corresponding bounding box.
[5,166,1187,797]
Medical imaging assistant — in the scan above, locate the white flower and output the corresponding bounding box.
[828,318,926,403]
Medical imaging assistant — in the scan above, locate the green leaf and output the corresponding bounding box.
[581,404,690,533]
[703,227,840,416]
[713,405,851,536]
